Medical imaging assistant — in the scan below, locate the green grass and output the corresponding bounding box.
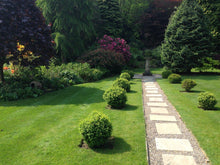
[156,75,220,165]
[0,77,147,165]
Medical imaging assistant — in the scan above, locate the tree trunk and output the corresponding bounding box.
[0,63,4,83]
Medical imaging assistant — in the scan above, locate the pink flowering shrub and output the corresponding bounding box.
[98,35,131,63]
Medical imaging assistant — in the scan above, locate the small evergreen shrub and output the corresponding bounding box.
[162,70,172,79]
[181,79,197,92]
[122,70,135,78]
[113,78,131,92]
[103,87,127,109]
[168,74,182,84]
[79,111,113,148]
[198,92,217,110]
[120,72,131,81]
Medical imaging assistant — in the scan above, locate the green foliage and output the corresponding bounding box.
[162,70,172,79]
[96,0,122,37]
[161,0,213,73]
[198,92,217,110]
[77,48,126,74]
[120,72,131,81]
[36,0,96,62]
[168,74,182,84]
[181,79,197,92]
[113,78,131,92]
[79,111,113,148]
[122,70,135,78]
[145,46,162,68]
[103,86,127,109]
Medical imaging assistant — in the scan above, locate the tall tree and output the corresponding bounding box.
[0,0,54,83]
[96,0,123,37]
[197,0,220,55]
[36,0,96,63]
[161,0,213,73]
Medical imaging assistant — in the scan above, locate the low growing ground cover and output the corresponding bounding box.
[156,74,220,165]
[0,77,147,165]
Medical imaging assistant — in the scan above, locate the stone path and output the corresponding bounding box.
[138,75,210,165]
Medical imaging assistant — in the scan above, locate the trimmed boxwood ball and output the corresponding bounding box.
[168,74,182,84]
[113,78,131,92]
[162,70,172,79]
[182,79,197,92]
[79,111,113,148]
[120,72,131,81]
[198,92,217,110]
[122,70,135,78]
[103,86,127,109]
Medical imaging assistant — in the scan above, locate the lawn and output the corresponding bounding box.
[155,73,220,165]
[0,77,147,165]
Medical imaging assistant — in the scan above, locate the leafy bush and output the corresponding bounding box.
[198,92,217,110]
[120,72,131,81]
[103,86,127,109]
[145,47,162,68]
[113,78,131,92]
[79,111,113,148]
[77,48,126,74]
[98,35,131,63]
[168,74,182,84]
[181,79,197,92]
[162,70,172,79]
[122,70,135,78]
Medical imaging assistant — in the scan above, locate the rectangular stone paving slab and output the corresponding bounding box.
[156,123,181,134]
[149,98,163,102]
[150,115,176,121]
[146,94,162,97]
[150,107,169,114]
[162,154,197,165]
[147,102,168,107]
[146,90,159,93]
[145,87,158,90]
[155,138,193,152]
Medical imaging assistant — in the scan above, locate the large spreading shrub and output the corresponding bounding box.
[162,70,172,79]
[79,111,113,148]
[161,0,213,73]
[98,35,131,63]
[181,79,197,92]
[120,72,131,81]
[168,74,182,84]
[113,78,131,92]
[198,92,217,110]
[77,48,126,74]
[103,86,127,109]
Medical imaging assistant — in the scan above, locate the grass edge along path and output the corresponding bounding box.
[156,75,220,165]
[0,77,147,165]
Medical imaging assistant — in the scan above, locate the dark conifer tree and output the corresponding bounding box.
[161,0,213,73]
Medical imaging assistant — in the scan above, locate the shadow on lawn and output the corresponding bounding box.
[0,85,105,107]
[93,137,131,154]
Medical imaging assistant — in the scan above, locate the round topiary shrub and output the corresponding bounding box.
[122,70,135,78]
[168,74,182,83]
[113,78,131,92]
[103,86,127,109]
[198,92,217,110]
[120,72,131,81]
[79,111,113,148]
[182,79,197,92]
[162,70,172,79]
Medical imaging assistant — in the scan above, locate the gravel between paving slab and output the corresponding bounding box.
[141,75,210,165]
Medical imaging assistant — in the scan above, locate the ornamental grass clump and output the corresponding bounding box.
[113,78,130,92]
[182,79,197,92]
[198,92,217,110]
[168,74,182,84]
[120,72,131,81]
[103,86,127,109]
[79,111,113,148]
[162,70,172,79]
